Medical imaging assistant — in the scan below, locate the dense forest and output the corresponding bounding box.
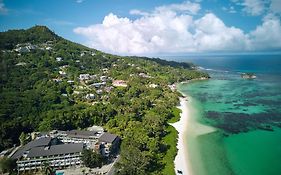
[0,26,209,174]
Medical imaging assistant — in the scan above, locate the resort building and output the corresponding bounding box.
[56,129,103,149]
[10,127,119,172]
[11,137,83,172]
[98,133,120,157]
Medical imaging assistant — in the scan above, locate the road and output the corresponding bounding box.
[107,156,120,175]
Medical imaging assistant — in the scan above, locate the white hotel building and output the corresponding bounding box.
[11,137,83,172]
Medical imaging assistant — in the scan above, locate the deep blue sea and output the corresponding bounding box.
[161,54,281,75]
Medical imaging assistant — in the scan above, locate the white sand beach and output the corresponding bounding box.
[170,97,192,175]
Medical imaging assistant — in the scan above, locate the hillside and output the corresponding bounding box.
[0,26,208,174]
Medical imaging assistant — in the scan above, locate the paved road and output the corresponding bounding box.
[107,156,120,175]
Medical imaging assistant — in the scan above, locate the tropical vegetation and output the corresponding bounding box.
[0,26,208,174]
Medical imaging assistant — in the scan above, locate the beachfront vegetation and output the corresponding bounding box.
[0,26,208,174]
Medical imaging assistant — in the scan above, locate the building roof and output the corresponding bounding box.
[98,133,118,143]
[65,130,98,139]
[11,137,52,159]
[88,125,104,132]
[27,143,83,158]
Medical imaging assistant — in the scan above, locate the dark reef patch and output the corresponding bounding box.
[205,111,281,134]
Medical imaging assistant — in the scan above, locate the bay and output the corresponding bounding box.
[174,54,281,175]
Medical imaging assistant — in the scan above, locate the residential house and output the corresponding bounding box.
[79,74,90,81]
[139,73,152,78]
[104,86,113,93]
[96,89,103,95]
[58,71,67,77]
[67,80,74,84]
[112,80,127,87]
[89,82,106,88]
[168,84,177,91]
[149,84,158,88]
[56,57,63,62]
[85,94,95,100]
[100,76,108,82]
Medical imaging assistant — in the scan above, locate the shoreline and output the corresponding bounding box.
[170,96,193,175]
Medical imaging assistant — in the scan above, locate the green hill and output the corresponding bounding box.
[0,26,208,174]
[0,25,60,49]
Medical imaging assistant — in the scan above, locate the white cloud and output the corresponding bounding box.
[129,9,149,16]
[222,6,237,13]
[242,0,265,16]
[0,0,8,15]
[155,1,201,15]
[194,13,248,51]
[74,1,281,54]
[76,0,84,3]
[270,0,281,14]
[249,15,281,50]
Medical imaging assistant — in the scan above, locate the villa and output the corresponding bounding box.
[112,80,127,87]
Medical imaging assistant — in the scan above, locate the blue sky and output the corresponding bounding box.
[1,0,281,55]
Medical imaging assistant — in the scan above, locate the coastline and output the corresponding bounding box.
[170,96,193,175]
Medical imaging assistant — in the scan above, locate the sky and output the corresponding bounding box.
[0,0,281,55]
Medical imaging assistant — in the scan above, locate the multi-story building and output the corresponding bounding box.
[11,127,119,172]
[55,129,103,149]
[11,137,83,172]
[98,133,120,157]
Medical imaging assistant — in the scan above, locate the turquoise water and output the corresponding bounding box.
[176,55,281,175]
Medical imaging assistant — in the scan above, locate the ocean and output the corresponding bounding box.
[166,55,281,175]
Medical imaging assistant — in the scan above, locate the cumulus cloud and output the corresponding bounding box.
[74,1,281,54]
[0,0,8,15]
[249,15,281,50]
[194,13,248,51]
